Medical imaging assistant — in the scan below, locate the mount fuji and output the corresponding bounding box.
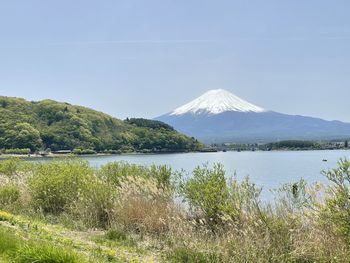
[156,89,350,143]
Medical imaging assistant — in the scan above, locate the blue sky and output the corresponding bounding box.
[1,0,350,121]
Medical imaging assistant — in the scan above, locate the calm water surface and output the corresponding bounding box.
[35,150,350,198]
[77,150,350,191]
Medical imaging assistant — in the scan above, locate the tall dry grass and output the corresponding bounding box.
[1,158,350,262]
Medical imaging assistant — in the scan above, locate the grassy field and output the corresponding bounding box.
[0,158,350,262]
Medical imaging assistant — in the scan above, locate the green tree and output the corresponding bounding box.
[345,140,348,148]
[5,123,42,152]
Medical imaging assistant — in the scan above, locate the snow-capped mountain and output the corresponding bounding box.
[170,89,265,115]
[156,89,350,143]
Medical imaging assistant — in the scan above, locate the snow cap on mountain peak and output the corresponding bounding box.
[170,89,266,115]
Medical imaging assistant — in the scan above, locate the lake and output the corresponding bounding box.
[35,150,350,199]
[74,150,350,192]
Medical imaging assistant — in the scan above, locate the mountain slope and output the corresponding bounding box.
[156,89,350,143]
[0,96,202,152]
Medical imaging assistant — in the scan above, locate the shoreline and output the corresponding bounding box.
[0,148,349,160]
[0,150,214,160]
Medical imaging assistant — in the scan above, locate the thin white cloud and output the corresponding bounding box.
[51,39,221,45]
[50,36,350,46]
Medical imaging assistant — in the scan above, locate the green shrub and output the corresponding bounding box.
[321,159,350,243]
[28,159,95,214]
[166,247,222,263]
[149,164,172,191]
[179,163,260,228]
[28,158,117,228]
[70,177,116,228]
[0,185,20,207]
[0,158,23,178]
[98,162,134,186]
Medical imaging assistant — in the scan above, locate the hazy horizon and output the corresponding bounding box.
[1,1,350,122]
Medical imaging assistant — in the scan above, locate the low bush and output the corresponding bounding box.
[179,163,260,230]
[28,159,95,214]
[0,158,23,178]
[0,185,20,207]
[114,176,176,235]
[320,159,350,244]
[69,177,116,228]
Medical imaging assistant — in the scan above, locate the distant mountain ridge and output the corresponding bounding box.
[156,89,350,143]
[0,96,202,152]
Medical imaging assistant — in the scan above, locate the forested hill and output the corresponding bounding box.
[0,96,203,153]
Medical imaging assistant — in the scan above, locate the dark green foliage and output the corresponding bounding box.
[125,118,200,152]
[0,96,202,153]
[345,140,349,148]
[265,140,318,150]
[72,148,96,155]
[125,118,175,131]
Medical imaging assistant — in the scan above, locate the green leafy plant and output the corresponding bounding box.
[28,159,95,214]
[179,163,260,229]
[321,159,350,243]
[0,185,20,207]
[0,158,22,178]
